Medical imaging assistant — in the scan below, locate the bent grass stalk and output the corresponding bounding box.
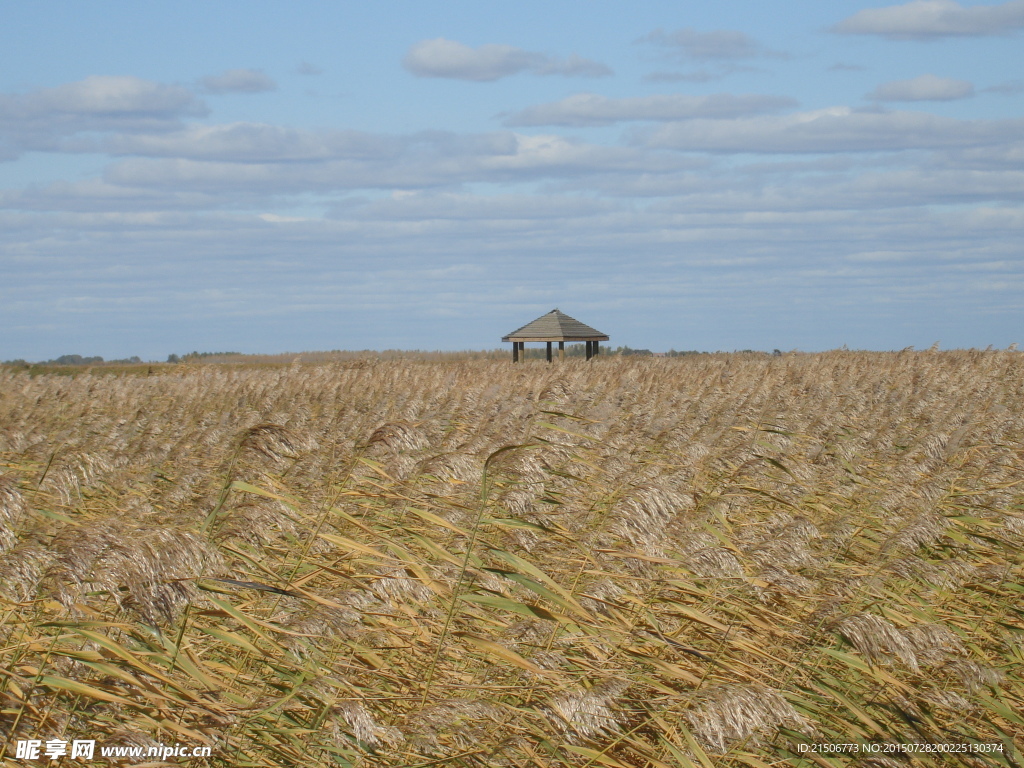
[420,443,536,706]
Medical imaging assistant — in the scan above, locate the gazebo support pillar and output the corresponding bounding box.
[594,340,600,357]
[513,342,519,363]
[585,341,592,360]
[559,341,564,361]
[546,342,552,363]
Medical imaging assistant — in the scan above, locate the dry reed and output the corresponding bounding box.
[0,350,1022,766]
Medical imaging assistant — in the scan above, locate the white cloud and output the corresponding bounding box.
[0,179,221,213]
[983,79,1024,95]
[548,151,1024,211]
[479,133,661,174]
[330,190,617,222]
[945,142,1024,168]
[97,130,684,193]
[868,74,974,101]
[640,28,783,60]
[638,107,1024,153]
[532,53,613,78]
[103,123,402,162]
[831,0,1024,40]
[199,69,277,94]
[829,63,867,72]
[402,38,610,81]
[503,92,797,127]
[0,75,202,119]
[642,70,720,83]
[0,76,206,160]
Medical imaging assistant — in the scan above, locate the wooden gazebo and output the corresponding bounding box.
[502,309,610,363]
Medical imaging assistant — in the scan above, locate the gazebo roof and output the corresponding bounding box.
[502,309,609,342]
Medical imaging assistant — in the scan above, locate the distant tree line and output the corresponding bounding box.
[613,346,710,357]
[2,354,144,366]
[616,346,653,356]
[166,351,242,363]
[51,355,105,365]
[511,345,713,359]
[612,347,782,357]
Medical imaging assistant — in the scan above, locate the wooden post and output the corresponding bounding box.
[594,340,600,357]
[513,342,519,363]
[558,341,564,361]
[546,341,552,363]
[585,341,592,360]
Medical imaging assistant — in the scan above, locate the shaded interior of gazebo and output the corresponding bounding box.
[502,309,610,362]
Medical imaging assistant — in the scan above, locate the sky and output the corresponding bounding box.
[2,0,1022,360]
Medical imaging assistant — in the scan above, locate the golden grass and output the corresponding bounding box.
[1,351,1022,766]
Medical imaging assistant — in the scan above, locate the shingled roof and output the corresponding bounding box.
[502,309,609,342]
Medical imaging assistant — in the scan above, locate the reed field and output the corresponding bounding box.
[0,351,1022,767]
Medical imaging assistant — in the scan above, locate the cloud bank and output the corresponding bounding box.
[402,38,611,81]
[200,69,277,94]
[0,76,206,160]
[638,107,1024,153]
[503,92,798,127]
[832,0,1024,40]
[640,27,783,60]
[868,74,974,101]
[0,75,203,119]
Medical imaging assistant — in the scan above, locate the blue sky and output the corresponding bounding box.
[2,0,1022,359]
